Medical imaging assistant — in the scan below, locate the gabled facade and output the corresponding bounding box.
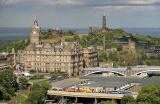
[17,19,98,77]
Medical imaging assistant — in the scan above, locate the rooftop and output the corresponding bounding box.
[51,78,87,89]
[81,75,160,86]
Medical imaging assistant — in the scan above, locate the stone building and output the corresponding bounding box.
[116,36,160,57]
[51,29,63,38]
[17,19,98,77]
[83,47,98,68]
[0,49,16,68]
[115,36,136,53]
[122,39,136,53]
[144,45,160,57]
[99,62,113,68]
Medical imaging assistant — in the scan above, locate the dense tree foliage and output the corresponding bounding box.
[41,29,76,40]
[121,95,135,104]
[27,81,51,104]
[65,30,76,36]
[98,51,143,67]
[18,77,28,90]
[100,85,160,104]
[0,39,30,52]
[108,52,119,61]
[0,69,18,101]
[41,29,52,39]
[120,84,160,104]
[100,100,117,104]
[98,52,108,62]
[134,34,160,45]
[136,84,160,104]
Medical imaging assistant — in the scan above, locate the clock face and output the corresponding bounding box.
[33,31,36,34]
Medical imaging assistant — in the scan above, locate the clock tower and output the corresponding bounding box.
[30,19,40,45]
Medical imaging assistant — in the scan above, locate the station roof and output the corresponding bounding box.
[82,75,160,87]
[81,75,128,88]
[84,67,127,71]
[51,78,87,89]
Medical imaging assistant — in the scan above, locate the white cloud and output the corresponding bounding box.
[0,0,24,5]
[1,0,160,6]
[95,6,158,11]
[0,0,84,6]
[126,0,159,4]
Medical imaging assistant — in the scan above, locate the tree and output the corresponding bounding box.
[117,45,122,51]
[108,52,119,61]
[136,84,160,104]
[0,85,11,101]
[142,54,147,60]
[98,52,108,62]
[100,100,117,104]
[121,95,135,104]
[73,35,80,41]
[65,30,76,35]
[18,77,28,90]
[28,81,51,104]
[28,88,46,104]
[0,69,18,101]
[0,39,30,52]
[40,81,51,91]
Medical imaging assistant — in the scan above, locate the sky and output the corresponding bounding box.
[0,0,160,28]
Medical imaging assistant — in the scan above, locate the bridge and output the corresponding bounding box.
[84,66,160,77]
[47,90,138,104]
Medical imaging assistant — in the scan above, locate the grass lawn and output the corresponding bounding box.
[78,34,88,39]
[28,78,46,83]
[130,85,142,92]
[9,95,27,104]
[18,90,30,96]
[9,90,30,104]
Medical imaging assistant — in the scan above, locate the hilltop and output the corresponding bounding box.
[40,28,160,66]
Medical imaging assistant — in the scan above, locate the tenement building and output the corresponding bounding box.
[83,47,98,68]
[17,19,98,77]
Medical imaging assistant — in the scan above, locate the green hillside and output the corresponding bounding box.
[1,28,160,66]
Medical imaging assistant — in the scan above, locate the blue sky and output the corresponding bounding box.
[0,0,160,28]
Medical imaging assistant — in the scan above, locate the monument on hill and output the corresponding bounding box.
[102,13,107,32]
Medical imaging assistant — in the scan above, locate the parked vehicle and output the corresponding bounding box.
[80,89,93,93]
[107,91,120,94]
[65,89,78,92]
[121,91,132,95]
[107,91,132,95]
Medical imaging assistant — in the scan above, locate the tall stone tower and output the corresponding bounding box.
[11,48,16,67]
[102,13,107,50]
[102,13,107,30]
[30,19,40,45]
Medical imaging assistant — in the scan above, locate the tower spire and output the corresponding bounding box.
[34,16,38,27]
